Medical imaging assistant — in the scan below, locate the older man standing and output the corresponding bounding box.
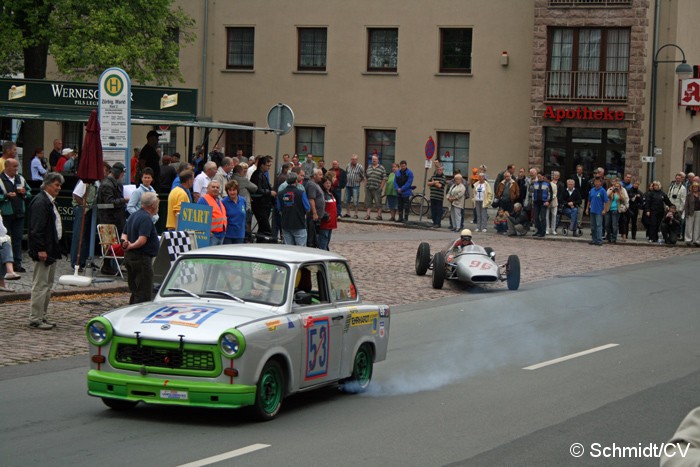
[301,154,316,176]
[193,161,217,203]
[343,154,365,218]
[121,192,160,304]
[0,141,18,174]
[212,157,234,196]
[27,173,64,329]
[0,158,32,272]
[48,139,63,170]
[364,155,386,220]
[197,180,227,245]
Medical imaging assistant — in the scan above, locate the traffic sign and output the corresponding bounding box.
[641,156,656,163]
[425,136,435,160]
[267,103,294,135]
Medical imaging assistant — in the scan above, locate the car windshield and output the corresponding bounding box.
[161,257,289,306]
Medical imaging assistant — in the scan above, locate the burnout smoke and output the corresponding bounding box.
[364,308,564,397]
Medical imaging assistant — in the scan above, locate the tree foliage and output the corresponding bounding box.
[0,0,195,84]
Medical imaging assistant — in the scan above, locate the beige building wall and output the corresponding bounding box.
[652,0,700,182]
[190,0,535,174]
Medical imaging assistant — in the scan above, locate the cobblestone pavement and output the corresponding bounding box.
[1,217,697,367]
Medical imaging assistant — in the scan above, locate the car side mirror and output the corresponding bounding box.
[488,251,496,259]
[294,291,313,305]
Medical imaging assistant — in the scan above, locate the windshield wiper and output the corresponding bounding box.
[205,290,245,303]
[167,288,200,299]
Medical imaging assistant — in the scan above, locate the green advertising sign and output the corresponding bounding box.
[0,78,197,122]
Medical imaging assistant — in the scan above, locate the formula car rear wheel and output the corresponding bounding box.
[432,252,445,289]
[415,242,431,276]
[506,255,521,291]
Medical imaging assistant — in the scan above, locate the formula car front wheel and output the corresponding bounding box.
[506,255,521,291]
[432,252,446,289]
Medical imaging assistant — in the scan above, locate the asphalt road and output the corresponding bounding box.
[1,252,698,467]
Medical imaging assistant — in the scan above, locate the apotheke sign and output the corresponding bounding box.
[543,105,625,123]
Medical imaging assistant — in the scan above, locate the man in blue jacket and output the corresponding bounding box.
[532,172,552,237]
[394,160,414,222]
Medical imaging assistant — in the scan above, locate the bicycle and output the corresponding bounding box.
[409,192,450,219]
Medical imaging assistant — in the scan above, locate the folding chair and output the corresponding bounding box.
[97,224,125,279]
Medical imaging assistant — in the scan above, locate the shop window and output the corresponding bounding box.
[367,28,398,72]
[226,27,255,70]
[298,28,327,71]
[63,121,83,154]
[547,28,629,102]
[544,127,625,180]
[365,129,395,171]
[437,132,469,177]
[439,28,472,73]
[295,127,325,158]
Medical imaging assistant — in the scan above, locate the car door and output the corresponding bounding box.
[293,262,345,388]
[327,261,384,379]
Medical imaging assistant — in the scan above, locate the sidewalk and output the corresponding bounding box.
[0,252,128,304]
[0,209,693,304]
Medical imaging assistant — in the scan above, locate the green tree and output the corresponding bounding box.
[0,0,195,172]
[0,0,195,83]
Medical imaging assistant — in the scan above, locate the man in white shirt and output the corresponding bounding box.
[193,161,217,202]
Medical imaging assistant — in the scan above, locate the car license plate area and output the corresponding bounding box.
[160,389,188,400]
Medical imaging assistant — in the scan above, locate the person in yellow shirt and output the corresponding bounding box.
[166,170,194,230]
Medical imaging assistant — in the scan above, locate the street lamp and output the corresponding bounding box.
[648,43,693,183]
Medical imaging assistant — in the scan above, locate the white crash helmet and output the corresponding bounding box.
[460,229,472,241]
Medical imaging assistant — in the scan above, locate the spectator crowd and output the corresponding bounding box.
[2,135,699,326]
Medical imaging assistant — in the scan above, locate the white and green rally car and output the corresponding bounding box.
[86,245,390,420]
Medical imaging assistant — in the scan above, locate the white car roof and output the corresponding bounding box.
[180,244,348,264]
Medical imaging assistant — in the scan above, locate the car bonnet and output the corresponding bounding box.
[103,300,280,343]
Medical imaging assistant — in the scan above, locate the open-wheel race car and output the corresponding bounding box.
[415,231,520,291]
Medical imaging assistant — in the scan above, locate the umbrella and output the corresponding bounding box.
[60,110,103,286]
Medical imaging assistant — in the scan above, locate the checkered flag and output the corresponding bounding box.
[163,231,197,285]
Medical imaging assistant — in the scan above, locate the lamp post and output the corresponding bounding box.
[648,43,693,184]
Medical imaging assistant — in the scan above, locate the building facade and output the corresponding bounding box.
[21,0,699,186]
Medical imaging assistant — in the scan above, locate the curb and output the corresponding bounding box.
[0,285,129,304]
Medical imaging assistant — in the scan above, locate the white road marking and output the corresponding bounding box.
[176,444,271,467]
[523,343,619,370]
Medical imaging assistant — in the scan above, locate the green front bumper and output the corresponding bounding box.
[87,370,256,409]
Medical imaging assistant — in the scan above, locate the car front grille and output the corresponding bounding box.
[115,343,215,371]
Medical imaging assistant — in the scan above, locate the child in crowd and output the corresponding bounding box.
[494,208,508,234]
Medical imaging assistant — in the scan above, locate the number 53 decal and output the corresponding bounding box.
[469,260,492,270]
[305,318,330,380]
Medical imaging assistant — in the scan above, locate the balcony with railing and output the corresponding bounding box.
[549,0,631,6]
[545,70,628,103]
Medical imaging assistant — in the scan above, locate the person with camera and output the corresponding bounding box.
[668,172,687,234]
[605,180,628,243]
[660,204,682,245]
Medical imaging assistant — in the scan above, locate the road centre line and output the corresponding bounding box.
[523,343,619,370]
[176,444,271,467]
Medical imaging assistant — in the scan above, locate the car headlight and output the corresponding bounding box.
[219,329,246,359]
[86,318,113,346]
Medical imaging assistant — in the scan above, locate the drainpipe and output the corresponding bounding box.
[200,0,209,149]
[647,0,660,185]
